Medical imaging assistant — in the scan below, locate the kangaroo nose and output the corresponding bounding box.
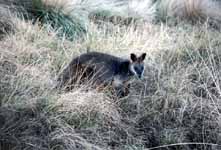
[138,74,142,79]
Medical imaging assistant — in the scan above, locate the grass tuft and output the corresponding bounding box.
[30,0,87,40]
[0,5,16,39]
[154,0,221,27]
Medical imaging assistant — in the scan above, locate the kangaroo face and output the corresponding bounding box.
[129,53,146,79]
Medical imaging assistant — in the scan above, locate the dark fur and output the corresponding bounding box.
[56,52,134,95]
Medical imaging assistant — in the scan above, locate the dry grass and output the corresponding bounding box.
[54,90,121,125]
[0,4,221,150]
[1,0,221,41]
[0,5,17,39]
[156,0,221,25]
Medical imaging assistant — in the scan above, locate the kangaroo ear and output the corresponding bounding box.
[130,53,137,62]
[139,53,146,61]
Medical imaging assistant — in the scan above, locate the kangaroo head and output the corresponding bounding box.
[129,53,146,79]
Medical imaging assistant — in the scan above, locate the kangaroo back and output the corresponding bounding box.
[56,51,146,97]
[56,52,125,89]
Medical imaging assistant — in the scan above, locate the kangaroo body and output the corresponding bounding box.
[56,52,146,97]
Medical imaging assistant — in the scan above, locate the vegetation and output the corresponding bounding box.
[0,0,221,149]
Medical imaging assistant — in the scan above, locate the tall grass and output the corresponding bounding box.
[0,0,120,40]
[154,0,221,26]
[0,12,221,149]
[1,0,221,42]
[0,5,16,39]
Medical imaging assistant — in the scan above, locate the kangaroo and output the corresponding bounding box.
[56,52,146,97]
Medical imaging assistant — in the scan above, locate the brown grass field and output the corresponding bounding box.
[0,0,221,150]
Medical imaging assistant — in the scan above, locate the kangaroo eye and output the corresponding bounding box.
[134,67,139,71]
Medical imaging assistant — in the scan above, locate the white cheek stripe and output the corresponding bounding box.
[141,65,145,78]
[130,65,138,76]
